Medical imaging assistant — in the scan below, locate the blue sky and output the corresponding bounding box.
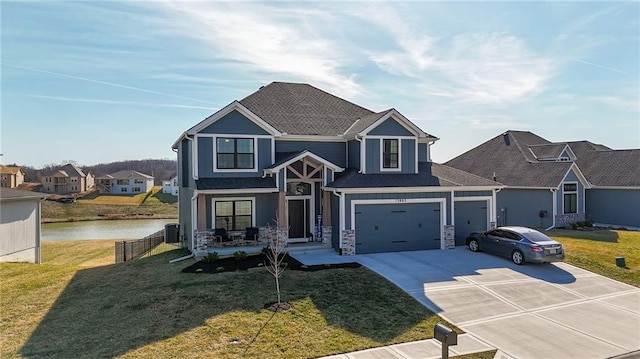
[2,1,638,168]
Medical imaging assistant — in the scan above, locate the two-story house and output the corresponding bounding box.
[0,164,25,188]
[96,170,155,194]
[174,82,502,256]
[162,176,178,196]
[40,164,94,194]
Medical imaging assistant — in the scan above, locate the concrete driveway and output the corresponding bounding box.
[352,248,640,359]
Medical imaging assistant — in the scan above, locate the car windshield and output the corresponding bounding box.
[523,231,553,243]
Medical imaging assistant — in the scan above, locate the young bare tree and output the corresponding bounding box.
[264,224,288,305]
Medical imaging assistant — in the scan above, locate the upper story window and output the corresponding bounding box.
[216,138,254,169]
[117,179,129,185]
[382,139,399,169]
[563,183,577,214]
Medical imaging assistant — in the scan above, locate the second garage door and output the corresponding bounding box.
[354,202,442,254]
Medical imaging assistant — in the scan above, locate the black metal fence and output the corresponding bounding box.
[115,229,164,263]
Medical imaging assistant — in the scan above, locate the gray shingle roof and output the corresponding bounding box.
[326,162,500,189]
[446,131,575,187]
[239,82,374,136]
[568,141,640,187]
[447,130,640,188]
[343,111,389,136]
[42,163,88,178]
[196,177,276,190]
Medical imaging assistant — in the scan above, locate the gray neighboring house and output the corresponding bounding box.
[96,170,155,194]
[173,82,502,256]
[446,130,640,229]
[0,188,47,264]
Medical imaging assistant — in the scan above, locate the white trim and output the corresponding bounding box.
[359,110,425,138]
[324,186,502,193]
[212,136,259,173]
[191,136,199,180]
[366,135,416,140]
[211,196,256,229]
[188,101,281,136]
[197,188,278,195]
[562,181,578,215]
[196,133,273,139]
[379,138,402,172]
[589,186,640,190]
[277,134,346,142]
[453,196,493,232]
[563,163,592,189]
[191,192,198,251]
[356,135,366,174]
[264,150,344,173]
[415,140,419,174]
[350,198,447,250]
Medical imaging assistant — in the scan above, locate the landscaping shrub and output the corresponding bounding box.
[202,252,218,263]
[233,250,247,261]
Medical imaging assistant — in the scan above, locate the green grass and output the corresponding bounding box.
[548,229,640,287]
[0,241,472,359]
[42,186,177,222]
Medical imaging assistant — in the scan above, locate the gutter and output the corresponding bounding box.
[355,135,364,174]
[545,188,557,231]
[169,253,194,264]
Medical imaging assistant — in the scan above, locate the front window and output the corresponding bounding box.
[382,139,399,169]
[563,183,577,214]
[117,179,130,185]
[217,138,254,169]
[215,200,253,231]
[134,179,144,184]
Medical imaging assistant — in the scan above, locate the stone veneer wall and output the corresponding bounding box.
[555,213,586,227]
[444,225,455,249]
[341,229,355,255]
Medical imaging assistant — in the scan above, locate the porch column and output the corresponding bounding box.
[197,193,206,231]
[322,190,331,226]
[277,191,287,229]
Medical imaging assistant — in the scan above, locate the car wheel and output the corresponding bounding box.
[468,239,480,252]
[511,250,524,265]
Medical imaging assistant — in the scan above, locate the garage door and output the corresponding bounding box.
[354,202,441,254]
[454,201,488,245]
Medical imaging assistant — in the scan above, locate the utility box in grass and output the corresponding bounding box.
[165,223,180,243]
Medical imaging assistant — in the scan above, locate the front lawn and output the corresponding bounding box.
[0,241,460,359]
[548,229,640,287]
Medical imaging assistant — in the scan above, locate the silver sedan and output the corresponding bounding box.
[466,226,565,265]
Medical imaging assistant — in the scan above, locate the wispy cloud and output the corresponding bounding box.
[151,2,363,98]
[3,63,214,104]
[30,95,216,110]
[575,60,626,74]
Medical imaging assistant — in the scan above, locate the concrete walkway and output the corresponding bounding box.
[291,248,640,359]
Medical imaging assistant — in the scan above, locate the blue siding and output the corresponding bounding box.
[365,138,380,172]
[179,140,193,188]
[206,193,278,229]
[200,110,270,135]
[178,187,194,250]
[497,189,553,228]
[401,139,416,173]
[455,191,493,197]
[454,201,488,245]
[348,140,360,169]
[367,118,413,136]
[586,189,640,228]
[418,143,428,162]
[197,137,271,178]
[275,141,346,167]
[365,138,416,174]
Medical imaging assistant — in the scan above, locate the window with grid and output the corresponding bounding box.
[215,200,253,231]
[382,139,399,169]
[563,183,577,214]
[216,138,254,169]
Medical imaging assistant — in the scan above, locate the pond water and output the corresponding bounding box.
[42,219,177,241]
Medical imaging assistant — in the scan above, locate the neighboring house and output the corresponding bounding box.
[0,164,25,188]
[0,188,47,264]
[40,163,95,194]
[446,131,640,229]
[162,176,178,196]
[173,82,502,256]
[96,170,155,194]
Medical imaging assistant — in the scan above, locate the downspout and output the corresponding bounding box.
[546,188,557,231]
[191,191,198,253]
[355,135,364,174]
[169,253,194,263]
[332,190,344,249]
[493,188,501,228]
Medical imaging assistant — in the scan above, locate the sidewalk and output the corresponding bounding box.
[316,333,498,359]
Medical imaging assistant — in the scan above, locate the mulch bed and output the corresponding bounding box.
[181,253,360,274]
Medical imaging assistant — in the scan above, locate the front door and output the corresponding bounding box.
[288,198,310,240]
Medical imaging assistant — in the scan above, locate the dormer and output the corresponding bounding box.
[344,109,438,174]
[528,143,576,162]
